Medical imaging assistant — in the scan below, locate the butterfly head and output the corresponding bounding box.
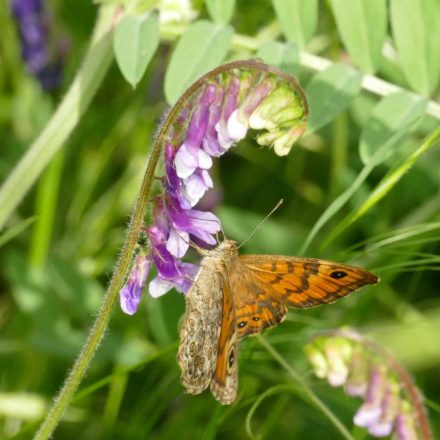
[212,239,238,257]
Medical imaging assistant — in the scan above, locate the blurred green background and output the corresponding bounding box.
[0,0,439,438]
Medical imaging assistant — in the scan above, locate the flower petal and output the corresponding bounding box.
[166,227,189,257]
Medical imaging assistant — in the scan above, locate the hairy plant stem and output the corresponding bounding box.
[34,58,299,439]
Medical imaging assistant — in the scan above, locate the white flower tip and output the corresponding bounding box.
[149,277,174,298]
[273,141,293,156]
[227,109,247,141]
[328,370,348,387]
[368,422,393,437]
[248,112,266,130]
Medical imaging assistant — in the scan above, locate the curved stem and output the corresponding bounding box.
[34,58,306,439]
[316,329,433,440]
[2,21,439,232]
[257,335,354,440]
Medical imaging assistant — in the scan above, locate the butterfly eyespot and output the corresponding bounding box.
[330,271,348,279]
[252,316,260,322]
[189,342,196,354]
[228,350,235,368]
[238,321,247,328]
[195,356,205,368]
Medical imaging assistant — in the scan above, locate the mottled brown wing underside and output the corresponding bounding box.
[177,268,222,396]
[210,279,239,405]
[230,255,378,339]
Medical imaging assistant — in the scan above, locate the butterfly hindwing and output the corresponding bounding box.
[210,277,239,404]
[229,257,288,339]
[177,266,223,396]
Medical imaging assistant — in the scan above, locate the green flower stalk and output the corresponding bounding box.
[305,329,432,439]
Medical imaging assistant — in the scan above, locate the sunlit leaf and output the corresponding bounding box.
[359,92,428,165]
[164,20,233,104]
[113,13,160,88]
[256,41,299,75]
[330,0,387,73]
[306,64,362,134]
[390,0,440,96]
[205,0,236,24]
[272,0,318,47]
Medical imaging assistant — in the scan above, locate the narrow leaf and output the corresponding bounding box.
[330,0,387,73]
[299,163,375,255]
[205,0,236,24]
[272,0,318,47]
[256,41,299,75]
[359,92,428,165]
[164,20,233,104]
[390,0,440,96]
[324,127,440,248]
[114,13,160,88]
[306,64,362,134]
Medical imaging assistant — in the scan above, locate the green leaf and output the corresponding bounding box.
[113,13,160,88]
[305,64,362,134]
[330,0,387,73]
[359,92,428,165]
[390,0,440,96]
[324,127,440,248]
[256,41,299,75]
[164,20,233,105]
[272,0,318,47]
[205,0,236,24]
[0,216,35,248]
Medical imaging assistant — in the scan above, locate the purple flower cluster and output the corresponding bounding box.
[306,331,429,439]
[11,0,65,90]
[120,65,308,315]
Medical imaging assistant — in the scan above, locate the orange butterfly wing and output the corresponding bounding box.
[229,255,378,339]
[210,278,239,404]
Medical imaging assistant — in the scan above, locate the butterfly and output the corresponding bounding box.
[177,239,379,404]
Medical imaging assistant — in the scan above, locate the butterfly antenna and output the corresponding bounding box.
[237,199,284,249]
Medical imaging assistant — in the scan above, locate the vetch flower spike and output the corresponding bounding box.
[119,60,308,314]
[305,329,432,439]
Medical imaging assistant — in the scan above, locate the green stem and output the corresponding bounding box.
[29,149,65,268]
[33,58,305,439]
[0,5,116,231]
[257,335,354,440]
[322,127,440,248]
[299,161,375,255]
[32,78,164,440]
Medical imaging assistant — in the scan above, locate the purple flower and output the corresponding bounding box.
[119,253,151,315]
[395,403,418,440]
[120,65,307,314]
[11,0,65,90]
[354,367,386,431]
[306,330,431,439]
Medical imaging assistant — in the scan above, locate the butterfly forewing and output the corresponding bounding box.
[231,255,378,338]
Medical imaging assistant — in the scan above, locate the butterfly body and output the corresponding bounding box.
[177,240,378,404]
